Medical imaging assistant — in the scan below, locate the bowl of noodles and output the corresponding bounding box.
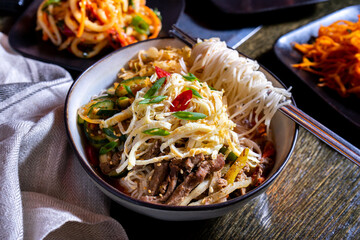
[65,37,298,221]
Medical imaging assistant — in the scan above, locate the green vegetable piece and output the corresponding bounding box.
[103,127,118,139]
[83,122,109,148]
[219,146,238,162]
[139,95,167,104]
[116,96,131,109]
[115,76,149,97]
[108,168,128,178]
[143,128,170,136]
[119,134,127,142]
[131,15,150,35]
[42,0,61,10]
[99,141,118,155]
[183,73,199,82]
[227,152,238,162]
[124,85,134,97]
[143,77,166,99]
[87,100,115,119]
[96,109,119,117]
[77,114,84,125]
[188,88,202,98]
[172,111,207,120]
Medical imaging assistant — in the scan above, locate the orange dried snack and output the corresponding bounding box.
[293,15,360,97]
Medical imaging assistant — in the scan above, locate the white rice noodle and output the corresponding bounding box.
[189,38,291,137]
[188,177,252,206]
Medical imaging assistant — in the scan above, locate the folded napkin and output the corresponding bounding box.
[0,33,128,240]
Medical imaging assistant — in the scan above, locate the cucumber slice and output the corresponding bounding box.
[77,113,85,125]
[116,96,131,109]
[87,100,115,119]
[115,76,150,97]
[96,109,119,118]
[84,122,109,148]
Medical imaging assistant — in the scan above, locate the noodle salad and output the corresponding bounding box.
[36,0,162,58]
[77,39,291,206]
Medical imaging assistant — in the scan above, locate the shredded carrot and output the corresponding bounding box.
[77,0,86,37]
[292,15,360,97]
[43,12,50,27]
[42,32,49,41]
[144,6,161,39]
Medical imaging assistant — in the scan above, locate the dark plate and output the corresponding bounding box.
[274,5,360,128]
[8,0,184,72]
[211,0,327,14]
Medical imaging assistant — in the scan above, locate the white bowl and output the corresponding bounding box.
[65,37,298,221]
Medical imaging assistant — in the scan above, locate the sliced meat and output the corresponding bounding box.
[166,154,225,205]
[159,162,180,202]
[183,154,204,173]
[148,161,169,195]
[142,139,161,160]
[99,152,121,175]
[140,195,161,204]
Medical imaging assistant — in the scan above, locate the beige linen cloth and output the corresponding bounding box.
[0,33,128,240]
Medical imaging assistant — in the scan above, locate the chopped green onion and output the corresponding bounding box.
[187,88,202,98]
[219,146,238,162]
[182,73,199,82]
[131,15,150,35]
[139,95,167,104]
[103,127,117,139]
[172,111,207,120]
[143,77,166,99]
[99,141,118,155]
[124,85,134,97]
[143,128,170,136]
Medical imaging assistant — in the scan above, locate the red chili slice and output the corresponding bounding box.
[85,144,99,166]
[155,66,171,78]
[170,89,193,112]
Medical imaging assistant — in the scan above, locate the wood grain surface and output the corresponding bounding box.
[2,0,360,239]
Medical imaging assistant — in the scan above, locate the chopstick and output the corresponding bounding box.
[169,25,360,166]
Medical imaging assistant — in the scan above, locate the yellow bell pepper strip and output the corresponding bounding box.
[224,148,249,184]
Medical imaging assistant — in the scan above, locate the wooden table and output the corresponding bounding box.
[2,0,360,239]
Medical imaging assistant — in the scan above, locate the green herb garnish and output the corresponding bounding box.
[172,111,207,120]
[124,85,135,97]
[182,73,199,82]
[99,141,118,155]
[139,95,167,104]
[187,88,202,98]
[143,77,166,99]
[143,128,170,136]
